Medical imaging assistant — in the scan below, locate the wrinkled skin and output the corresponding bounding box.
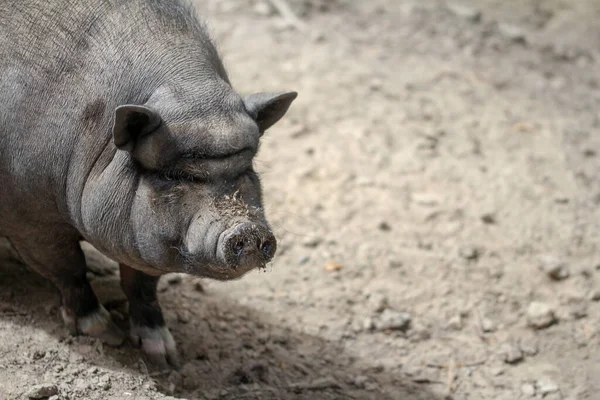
[0,0,296,369]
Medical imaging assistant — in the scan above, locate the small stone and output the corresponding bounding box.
[498,23,527,43]
[372,309,411,331]
[447,3,481,22]
[459,245,480,260]
[32,350,46,360]
[481,213,496,224]
[298,255,310,265]
[538,255,569,280]
[177,310,191,324]
[167,274,182,285]
[99,375,111,391]
[521,382,536,396]
[363,317,375,331]
[302,236,322,248]
[157,279,169,292]
[378,221,392,231]
[408,323,431,342]
[499,342,524,364]
[481,318,496,332]
[27,384,59,399]
[193,279,204,292]
[520,338,539,356]
[366,292,389,313]
[412,193,439,207]
[526,302,557,329]
[252,1,273,16]
[352,375,368,389]
[567,302,588,319]
[447,315,462,330]
[583,149,596,157]
[536,377,559,395]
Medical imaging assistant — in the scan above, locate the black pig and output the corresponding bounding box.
[0,0,296,368]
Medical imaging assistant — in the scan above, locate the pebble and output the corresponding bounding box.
[536,377,559,395]
[447,3,482,22]
[447,315,463,330]
[520,337,539,356]
[372,309,411,331]
[298,256,310,265]
[366,292,389,313]
[481,213,496,224]
[538,255,569,280]
[481,318,496,332]
[252,1,273,16]
[459,245,480,260]
[302,236,322,248]
[521,382,536,396]
[526,302,557,329]
[362,317,375,331]
[177,310,191,324]
[498,23,527,43]
[499,342,523,364]
[567,302,588,319]
[408,323,431,342]
[352,375,368,389]
[193,279,204,292]
[27,384,58,399]
[412,193,439,207]
[378,221,392,231]
[98,375,111,391]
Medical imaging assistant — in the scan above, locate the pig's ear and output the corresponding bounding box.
[244,92,298,134]
[113,105,162,152]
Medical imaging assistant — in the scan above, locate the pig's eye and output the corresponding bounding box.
[159,169,203,183]
[233,166,254,181]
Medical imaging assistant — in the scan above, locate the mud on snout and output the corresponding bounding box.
[181,192,276,280]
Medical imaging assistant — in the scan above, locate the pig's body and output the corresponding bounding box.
[0,0,296,368]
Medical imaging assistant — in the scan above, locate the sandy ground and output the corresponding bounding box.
[1,0,600,399]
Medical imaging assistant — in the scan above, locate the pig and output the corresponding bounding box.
[0,0,296,368]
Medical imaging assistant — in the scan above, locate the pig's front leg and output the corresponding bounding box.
[119,263,179,369]
[9,234,125,346]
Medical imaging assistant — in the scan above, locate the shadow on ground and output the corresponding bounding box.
[0,240,439,400]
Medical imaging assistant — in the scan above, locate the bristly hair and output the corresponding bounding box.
[144,0,230,83]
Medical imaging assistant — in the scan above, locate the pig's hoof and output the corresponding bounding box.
[61,305,126,346]
[130,324,180,370]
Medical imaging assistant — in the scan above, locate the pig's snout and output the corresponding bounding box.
[218,223,277,269]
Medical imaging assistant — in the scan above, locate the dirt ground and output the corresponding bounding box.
[2,0,600,399]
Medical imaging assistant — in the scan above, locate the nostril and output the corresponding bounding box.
[233,239,245,256]
[260,240,274,258]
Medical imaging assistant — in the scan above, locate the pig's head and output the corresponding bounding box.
[110,82,296,280]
